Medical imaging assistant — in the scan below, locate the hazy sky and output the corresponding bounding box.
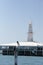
[0,0,43,43]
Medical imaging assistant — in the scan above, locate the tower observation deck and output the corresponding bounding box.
[27,21,33,42]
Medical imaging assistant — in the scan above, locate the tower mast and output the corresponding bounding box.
[27,21,33,42]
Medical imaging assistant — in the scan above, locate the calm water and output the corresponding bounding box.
[0,54,43,65]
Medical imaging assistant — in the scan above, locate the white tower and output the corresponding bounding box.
[27,21,33,42]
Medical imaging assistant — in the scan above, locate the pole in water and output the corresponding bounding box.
[14,47,18,65]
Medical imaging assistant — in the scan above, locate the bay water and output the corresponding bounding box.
[0,54,43,65]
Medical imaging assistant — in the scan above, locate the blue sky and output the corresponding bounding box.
[0,0,43,43]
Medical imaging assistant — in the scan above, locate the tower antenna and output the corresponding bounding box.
[27,21,33,42]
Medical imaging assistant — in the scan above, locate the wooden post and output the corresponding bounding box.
[14,47,18,65]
